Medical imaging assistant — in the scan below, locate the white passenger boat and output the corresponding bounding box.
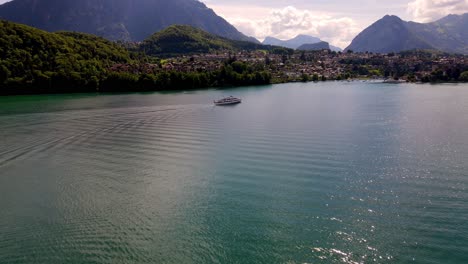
[214,96,242,105]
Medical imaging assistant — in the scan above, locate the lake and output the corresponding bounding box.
[1,82,468,264]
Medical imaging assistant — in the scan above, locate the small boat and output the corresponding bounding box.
[214,96,242,106]
[383,79,406,84]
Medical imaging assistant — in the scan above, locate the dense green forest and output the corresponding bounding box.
[101,62,271,92]
[139,25,291,57]
[0,21,273,95]
[0,20,131,94]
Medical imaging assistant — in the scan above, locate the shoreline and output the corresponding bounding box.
[1,79,467,97]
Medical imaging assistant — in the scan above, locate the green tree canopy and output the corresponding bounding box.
[460,71,468,82]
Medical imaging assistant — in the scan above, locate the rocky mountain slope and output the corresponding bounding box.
[0,0,258,42]
[346,14,468,54]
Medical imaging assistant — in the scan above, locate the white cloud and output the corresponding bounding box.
[407,0,468,22]
[213,6,361,49]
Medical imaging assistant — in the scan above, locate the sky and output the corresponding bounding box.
[0,0,466,48]
[201,0,468,48]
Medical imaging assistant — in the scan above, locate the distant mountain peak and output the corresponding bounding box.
[375,15,406,26]
[346,13,467,54]
[434,12,468,23]
[440,13,464,19]
[290,34,321,42]
[382,14,403,20]
[295,34,314,38]
[262,34,340,50]
[264,36,281,41]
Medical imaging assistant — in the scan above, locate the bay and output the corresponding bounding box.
[1,82,468,264]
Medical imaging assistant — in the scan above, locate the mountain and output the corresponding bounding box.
[0,0,258,43]
[263,35,321,49]
[346,14,468,54]
[263,34,342,51]
[139,25,288,56]
[329,45,343,52]
[262,37,286,47]
[297,41,330,51]
[345,15,433,53]
[406,13,468,54]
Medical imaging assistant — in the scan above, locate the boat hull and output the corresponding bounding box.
[214,100,242,106]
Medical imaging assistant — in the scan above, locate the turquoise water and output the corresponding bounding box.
[1,82,468,263]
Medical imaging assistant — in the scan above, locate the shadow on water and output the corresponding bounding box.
[0,84,275,115]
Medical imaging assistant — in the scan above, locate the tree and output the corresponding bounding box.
[231,61,247,74]
[101,72,138,92]
[300,51,306,61]
[0,64,9,84]
[137,74,156,90]
[460,71,468,82]
[312,74,319,82]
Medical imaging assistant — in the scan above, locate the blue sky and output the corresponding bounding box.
[0,0,467,47]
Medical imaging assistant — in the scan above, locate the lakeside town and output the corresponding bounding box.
[110,49,468,83]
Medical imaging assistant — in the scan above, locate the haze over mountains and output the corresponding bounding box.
[0,0,257,42]
[263,35,342,51]
[263,35,321,49]
[346,13,468,54]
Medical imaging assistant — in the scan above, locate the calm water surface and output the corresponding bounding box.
[1,82,468,264]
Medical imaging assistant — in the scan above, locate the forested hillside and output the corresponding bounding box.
[139,25,287,56]
[0,21,272,95]
[0,20,131,94]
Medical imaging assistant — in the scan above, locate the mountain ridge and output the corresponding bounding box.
[139,25,289,56]
[297,41,330,51]
[263,35,322,49]
[0,0,259,43]
[263,34,342,51]
[346,13,468,54]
